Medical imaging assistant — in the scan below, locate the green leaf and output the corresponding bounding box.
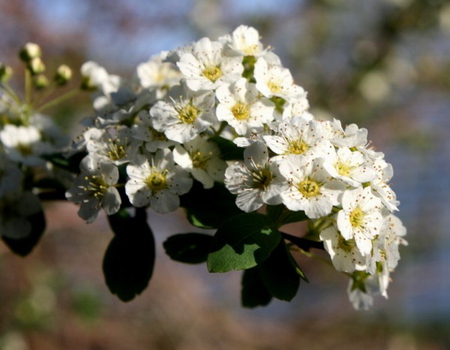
[163,233,213,264]
[209,136,244,161]
[180,181,242,229]
[241,267,272,308]
[207,213,281,273]
[258,241,301,301]
[42,151,87,173]
[266,204,308,227]
[2,210,46,257]
[103,208,155,302]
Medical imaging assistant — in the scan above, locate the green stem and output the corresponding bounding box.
[0,82,22,105]
[25,69,31,106]
[36,89,79,112]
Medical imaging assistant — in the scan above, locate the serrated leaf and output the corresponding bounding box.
[2,210,46,257]
[241,267,272,308]
[163,233,213,264]
[180,181,241,229]
[207,213,281,273]
[103,208,155,302]
[258,240,301,301]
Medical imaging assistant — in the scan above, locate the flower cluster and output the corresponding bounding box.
[0,46,71,240]
[66,25,407,309]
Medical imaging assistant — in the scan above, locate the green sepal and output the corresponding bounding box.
[207,213,281,273]
[241,267,272,308]
[103,208,155,302]
[2,209,46,257]
[180,181,241,229]
[163,233,213,264]
[209,136,244,161]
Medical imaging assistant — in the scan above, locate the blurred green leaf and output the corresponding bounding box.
[258,241,301,301]
[103,208,155,302]
[2,209,46,257]
[241,267,272,308]
[210,136,244,161]
[163,233,213,264]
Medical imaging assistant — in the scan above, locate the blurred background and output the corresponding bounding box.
[1,0,450,349]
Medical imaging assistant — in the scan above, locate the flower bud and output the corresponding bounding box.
[0,63,13,82]
[28,57,46,75]
[19,42,42,62]
[54,64,72,85]
[33,74,49,90]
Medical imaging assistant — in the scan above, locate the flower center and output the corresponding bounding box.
[268,80,282,94]
[203,65,222,82]
[151,128,168,141]
[297,178,321,197]
[107,137,127,161]
[145,172,167,192]
[288,139,308,155]
[191,150,211,170]
[17,143,33,156]
[338,236,357,253]
[336,161,353,177]
[83,175,109,200]
[177,104,199,124]
[350,207,365,228]
[231,102,250,121]
[252,165,274,190]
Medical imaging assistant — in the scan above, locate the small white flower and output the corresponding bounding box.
[221,25,265,57]
[137,53,181,98]
[322,119,369,148]
[125,150,192,213]
[370,157,399,211]
[177,37,243,91]
[225,142,287,212]
[279,155,344,218]
[86,126,139,165]
[322,147,376,187]
[320,225,367,273]
[215,78,275,135]
[173,136,226,189]
[131,110,178,153]
[66,155,121,224]
[150,85,216,143]
[0,124,49,166]
[254,57,306,101]
[264,115,334,161]
[337,187,384,255]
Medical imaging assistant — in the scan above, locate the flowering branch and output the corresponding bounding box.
[0,26,408,311]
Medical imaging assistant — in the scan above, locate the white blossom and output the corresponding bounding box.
[177,37,243,92]
[279,155,344,218]
[320,225,367,273]
[125,150,192,213]
[225,142,287,212]
[254,57,306,101]
[150,84,216,143]
[337,187,384,255]
[215,78,275,136]
[173,135,226,189]
[66,155,121,224]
